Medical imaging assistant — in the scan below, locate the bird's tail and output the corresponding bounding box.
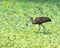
[49,18,51,21]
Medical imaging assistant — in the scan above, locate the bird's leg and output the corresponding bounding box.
[38,24,40,32]
[41,24,46,34]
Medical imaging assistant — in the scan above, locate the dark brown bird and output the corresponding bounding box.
[26,17,51,33]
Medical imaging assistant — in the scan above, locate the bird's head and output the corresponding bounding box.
[26,22,28,26]
[30,17,33,21]
[26,17,33,26]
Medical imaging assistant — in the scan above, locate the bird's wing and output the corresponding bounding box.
[35,17,41,23]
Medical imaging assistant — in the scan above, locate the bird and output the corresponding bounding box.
[26,17,51,33]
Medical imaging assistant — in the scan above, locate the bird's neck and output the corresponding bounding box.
[31,19,36,24]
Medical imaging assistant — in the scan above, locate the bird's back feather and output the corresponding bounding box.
[34,17,51,24]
